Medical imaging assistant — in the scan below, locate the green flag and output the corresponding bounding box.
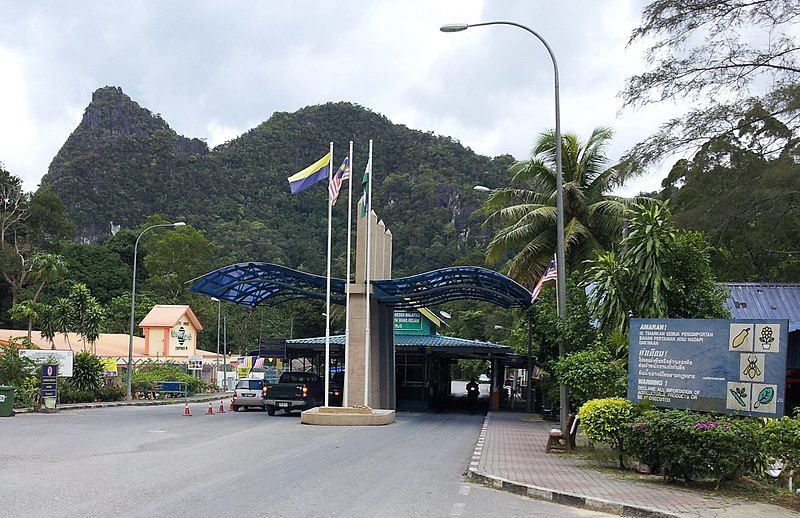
[358,157,371,217]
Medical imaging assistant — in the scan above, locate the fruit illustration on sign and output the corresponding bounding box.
[731,328,750,348]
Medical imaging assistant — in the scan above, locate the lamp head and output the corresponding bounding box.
[211,297,220,302]
[172,222,187,227]
[473,185,491,192]
[440,23,469,33]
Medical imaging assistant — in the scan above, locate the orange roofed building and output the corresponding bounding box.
[139,305,204,357]
[0,305,217,366]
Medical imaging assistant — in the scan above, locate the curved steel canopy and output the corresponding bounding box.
[189,262,347,307]
[372,266,532,309]
[189,263,531,309]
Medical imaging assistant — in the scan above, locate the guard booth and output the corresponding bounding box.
[286,307,513,411]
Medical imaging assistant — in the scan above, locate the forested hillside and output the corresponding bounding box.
[41,86,513,277]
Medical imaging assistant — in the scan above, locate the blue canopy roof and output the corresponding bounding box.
[189,262,346,307]
[372,267,532,309]
[286,333,511,355]
[189,263,531,309]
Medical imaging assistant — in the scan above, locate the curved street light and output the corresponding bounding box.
[441,21,568,429]
[126,221,186,400]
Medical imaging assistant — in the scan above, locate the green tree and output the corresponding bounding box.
[8,300,45,343]
[143,225,215,301]
[623,0,800,169]
[10,253,69,341]
[585,202,729,332]
[483,128,629,285]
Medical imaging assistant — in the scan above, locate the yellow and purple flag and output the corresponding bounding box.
[287,152,331,195]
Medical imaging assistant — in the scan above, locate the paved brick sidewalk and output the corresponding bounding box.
[471,411,793,517]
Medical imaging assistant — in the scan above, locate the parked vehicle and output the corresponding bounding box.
[328,371,344,407]
[264,371,324,415]
[231,378,269,411]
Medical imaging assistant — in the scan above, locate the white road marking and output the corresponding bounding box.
[450,502,465,516]
[147,430,167,433]
[458,485,470,496]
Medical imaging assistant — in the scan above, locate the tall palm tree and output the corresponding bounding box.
[483,127,630,285]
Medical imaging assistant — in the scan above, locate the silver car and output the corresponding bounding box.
[231,378,269,411]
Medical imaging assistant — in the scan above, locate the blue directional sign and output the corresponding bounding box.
[628,319,788,418]
[41,364,58,398]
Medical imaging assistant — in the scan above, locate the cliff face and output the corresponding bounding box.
[39,87,512,274]
[41,87,210,242]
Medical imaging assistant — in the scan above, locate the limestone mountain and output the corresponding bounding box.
[41,86,513,276]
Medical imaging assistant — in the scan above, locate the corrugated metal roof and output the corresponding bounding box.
[722,283,800,332]
[286,334,510,352]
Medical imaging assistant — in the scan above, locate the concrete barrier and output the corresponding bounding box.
[300,406,395,426]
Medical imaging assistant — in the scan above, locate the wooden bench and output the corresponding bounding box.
[545,413,578,454]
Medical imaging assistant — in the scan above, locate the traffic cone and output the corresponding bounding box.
[229,400,234,411]
[207,402,214,415]
[183,403,191,417]
[218,402,225,413]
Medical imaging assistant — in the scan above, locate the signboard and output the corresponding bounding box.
[236,356,251,379]
[19,349,74,377]
[187,354,203,371]
[101,358,118,377]
[394,311,422,331]
[41,364,58,398]
[629,319,788,417]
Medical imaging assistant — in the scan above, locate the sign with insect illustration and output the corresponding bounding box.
[628,319,788,418]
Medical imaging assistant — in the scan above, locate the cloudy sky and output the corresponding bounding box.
[0,0,678,194]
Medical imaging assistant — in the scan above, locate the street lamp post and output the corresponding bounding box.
[126,221,186,400]
[212,297,221,390]
[443,21,569,429]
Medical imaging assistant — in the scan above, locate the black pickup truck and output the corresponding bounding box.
[264,371,324,415]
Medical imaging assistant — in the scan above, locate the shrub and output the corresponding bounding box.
[132,362,205,396]
[555,348,626,410]
[626,410,761,486]
[95,385,125,402]
[60,387,95,404]
[760,416,800,473]
[578,397,634,468]
[71,351,104,393]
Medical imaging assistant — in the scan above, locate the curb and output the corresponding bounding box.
[13,394,231,414]
[467,415,678,518]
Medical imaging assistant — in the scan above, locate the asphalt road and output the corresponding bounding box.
[0,402,609,518]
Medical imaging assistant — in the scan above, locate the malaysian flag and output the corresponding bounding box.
[328,157,350,206]
[253,357,265,370]
[531,256,558,304]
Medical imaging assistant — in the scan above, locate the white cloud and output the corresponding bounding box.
[0,0,684,194]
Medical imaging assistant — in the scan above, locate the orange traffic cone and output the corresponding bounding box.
[183,403,191,417]
[229,400,234,411]
[207,402,214,415]
[218,402,225,413]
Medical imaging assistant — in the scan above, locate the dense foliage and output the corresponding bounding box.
[554,348,626,410]
[626,410,762,486]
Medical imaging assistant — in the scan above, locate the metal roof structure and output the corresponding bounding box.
[722,283,800,332]
[372,267,532,309]
[286,333,511,356]
[190,263,532,309]
[188,262,346,307]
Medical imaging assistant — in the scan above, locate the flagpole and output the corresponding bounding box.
[343,140,353,408]
[364,139,373,407]
[324,141,333,408]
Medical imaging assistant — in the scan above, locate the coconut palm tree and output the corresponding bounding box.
[483,127,631,285]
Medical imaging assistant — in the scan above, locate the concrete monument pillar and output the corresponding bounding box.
[345,210,395,409]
